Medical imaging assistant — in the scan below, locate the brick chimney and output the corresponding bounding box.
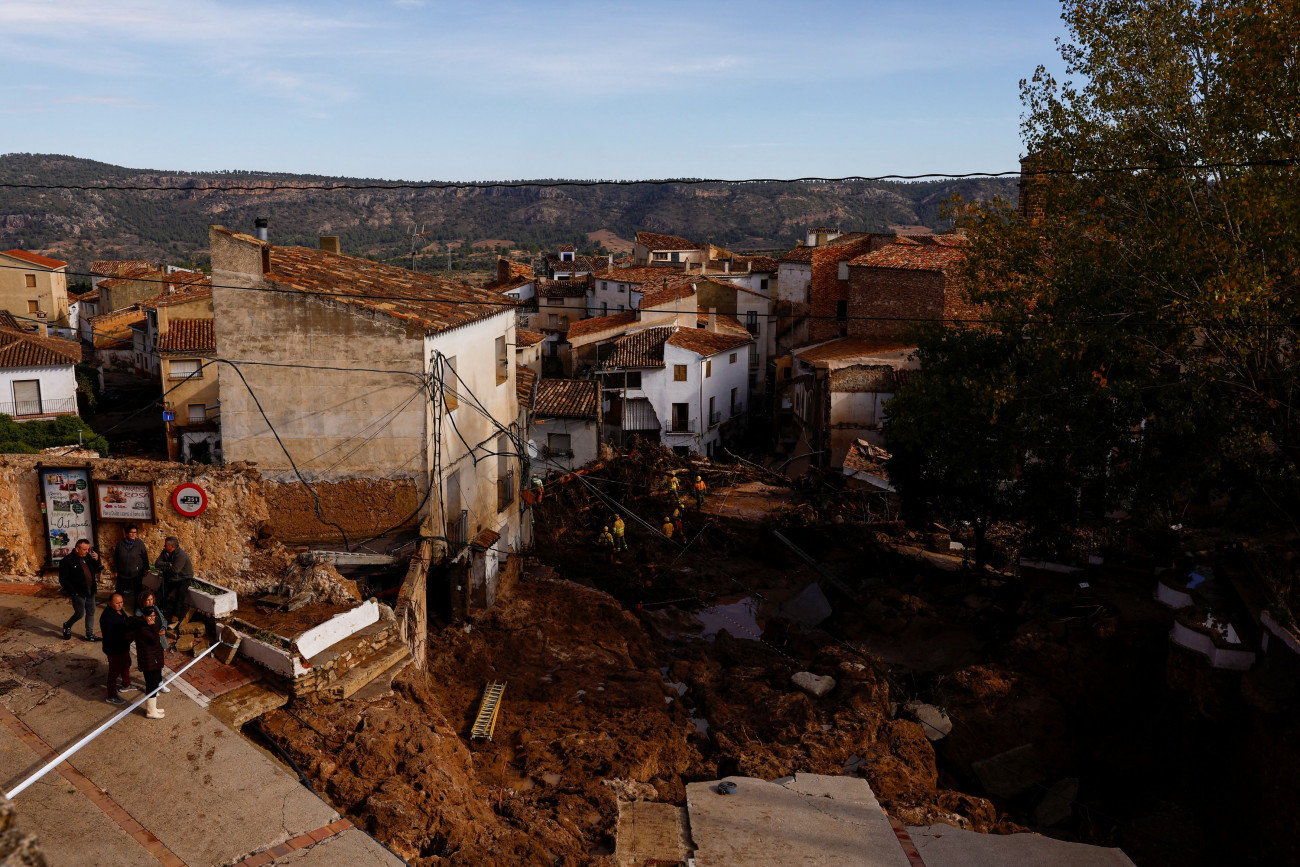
[1019,154,1046,225]
[320,236,341,254]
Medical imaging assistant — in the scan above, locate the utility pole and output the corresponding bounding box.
[409,224,426,272]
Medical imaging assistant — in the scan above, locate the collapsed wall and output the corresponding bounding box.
[263,478,419,543]
[0,454,271,579]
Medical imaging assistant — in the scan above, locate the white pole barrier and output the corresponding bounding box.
[6,640,227,799]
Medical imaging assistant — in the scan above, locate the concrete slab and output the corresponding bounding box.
[0,588,395,867]
[685,774,909,867]
[266,828,403,866]
[0,721,155,866]
[210,681,289,729]
[779,583,833,630]
[906,824,1137,866]
[614,801,691,867]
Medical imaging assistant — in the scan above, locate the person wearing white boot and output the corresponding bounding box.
[129,608,166,719]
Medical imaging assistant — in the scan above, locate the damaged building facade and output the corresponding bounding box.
[210,225,524,617]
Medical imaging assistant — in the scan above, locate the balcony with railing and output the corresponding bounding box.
[445,509,469,554]
[667,417,696,434]
[0,398,78,419]
[709,409,722,429]
[497,470,515,512]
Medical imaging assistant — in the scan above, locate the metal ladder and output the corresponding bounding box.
[470,682,507,741]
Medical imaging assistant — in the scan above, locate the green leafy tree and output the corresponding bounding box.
[890,0,1300,546]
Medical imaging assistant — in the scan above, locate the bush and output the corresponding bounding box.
[0,414,108,455]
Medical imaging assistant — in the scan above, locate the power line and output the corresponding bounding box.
[0,156,1294,193]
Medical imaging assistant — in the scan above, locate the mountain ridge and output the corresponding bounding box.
[0,153,1019,274]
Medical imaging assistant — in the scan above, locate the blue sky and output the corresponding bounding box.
[0,0,1068,181]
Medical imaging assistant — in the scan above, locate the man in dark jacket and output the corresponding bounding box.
[99,593,137,706]
[59,539,101,641]
[112,525,150,604]
[154,537,193,617]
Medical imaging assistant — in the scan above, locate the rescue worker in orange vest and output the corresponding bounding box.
[693,475,707,510]
[612,516,628,551]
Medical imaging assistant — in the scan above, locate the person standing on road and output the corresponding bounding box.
[134,589,171,693]
[154,537,193,617]
[612,516,628,552]
[128,608,166,720]
[99,593,137,706]
[597,526,615,564]
[112,525,150,605]
[672,504,685,538]
[693,475,707,510]
[662,517,675,541]
[59,539,101,642]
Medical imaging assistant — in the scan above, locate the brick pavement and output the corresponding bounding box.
[231,819,355,867]
[162,649,260,699]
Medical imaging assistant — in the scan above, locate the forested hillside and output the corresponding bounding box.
[0,153,1018,273]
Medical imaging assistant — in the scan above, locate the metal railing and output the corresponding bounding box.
[709,410,722,428]
[668,417,696,433]
[497,470,515,512]
[730,401,744,416]
[0,397,78,418]
[446,509,469,553]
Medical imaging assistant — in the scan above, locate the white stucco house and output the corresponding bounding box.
[0,326,82,420]
[526,378,601,472]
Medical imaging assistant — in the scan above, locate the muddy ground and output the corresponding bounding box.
[260,454,1290,866]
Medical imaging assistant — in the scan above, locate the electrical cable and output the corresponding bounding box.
[0,156,1294,192]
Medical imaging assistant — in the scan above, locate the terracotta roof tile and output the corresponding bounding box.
[0,327,81,367]
[472,528,500,549]
[140,274,213,309]
[75,288,99,304]
[1,249,67,270]
[533,378,599,420]
[666,328,752,357]
[0,311,28,332]
[90,260,155,278]
[516,329,546,347]
[635,231,700,251]
[267,246,512,335]
[157,319,215,354]
[849,244,967,272]
[545,254,603,274]
[638,280,697,309]
[593,265,688,288]
[739,255,780,273]
[566,311,637,341]
[516,364,537,408]
[537,276,592,299]
[780,245,815,263]
[694,313,752,338]
[89,306,146,348]
[601,327,673,369]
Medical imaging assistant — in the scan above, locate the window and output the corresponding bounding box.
[601,281,608,291]
[27,300,39,314]
[729,353,737,364]
[495,336,508,385]
[653,252,669,261]
[627,371,641,388]
[187,403,206,423]
[12,380,40,414]
[709,396,717,426]
[760,278,769,292]
[601,302,608,316]
[443,355,459,411]
[670,252,680,262]
[705,360,712,378]
[549,314,561,326]
[674,364,688,381]
[838,260,849,280]
[671,403,690,432]
[617,304,625,312]
[548,433,572,456]
[836,300,848,321]
[24,274,36,289]
[169,359,201,380]
[730,387,738,414]
[618,286,625,293]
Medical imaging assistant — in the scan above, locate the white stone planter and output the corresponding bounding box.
[295,598,379,660]
[1171,620,1256,671]
[186,579,238,618]
[234,625,309,677]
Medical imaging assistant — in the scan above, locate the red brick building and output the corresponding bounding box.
[778,233,890,345]
[845,238,980,340]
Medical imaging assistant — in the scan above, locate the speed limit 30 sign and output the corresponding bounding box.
[171,483,209,517]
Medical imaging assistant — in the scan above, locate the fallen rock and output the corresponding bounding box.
[192,639,209,655]
[602,778,657,801]
[1031,777,1078,827]
[216,625,242,665]
[791,671,836,698]
[179,622,206,636]
[906,702,953,741]
[175,634,195,653]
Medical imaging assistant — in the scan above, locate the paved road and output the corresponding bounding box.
[0,585,402,867]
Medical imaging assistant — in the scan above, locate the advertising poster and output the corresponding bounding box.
[94,481,155,523]
[38,466,94,566]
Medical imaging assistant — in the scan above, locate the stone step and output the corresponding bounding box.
[350,651,415,702]
[209,681,290,729]
[324,643,411,702]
